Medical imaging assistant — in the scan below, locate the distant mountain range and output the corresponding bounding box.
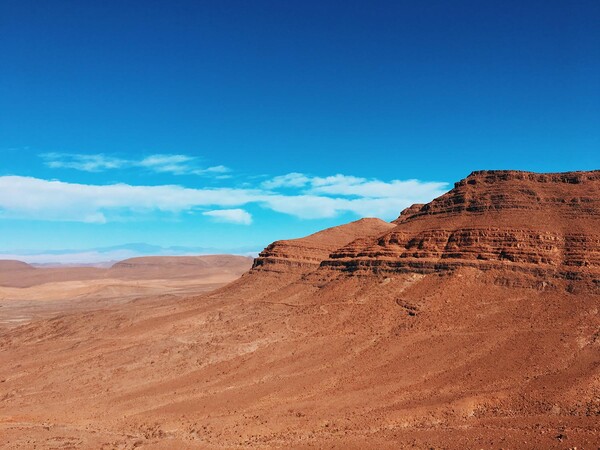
[0,243,260,265]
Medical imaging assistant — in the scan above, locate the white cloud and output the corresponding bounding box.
[0,176,259,222]
[309,176,447,200]
[138,154,195,174]
[41,152,230,176]
[259,173,448,218]
[203,208,252,225]
[261,194,429,219]
[261,172,310,189]
[0,173,448,223]
[202,165,230,174]
[41,153,127,172]
[264,172,448,202]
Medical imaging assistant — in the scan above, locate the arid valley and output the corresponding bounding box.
[1,170,599,449]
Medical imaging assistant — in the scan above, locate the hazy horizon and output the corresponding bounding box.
[0,242,260,265]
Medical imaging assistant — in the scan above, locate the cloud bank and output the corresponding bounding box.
[0,173,448,224]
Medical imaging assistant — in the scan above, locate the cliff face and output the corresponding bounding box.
[323,170,600,289]
[251,218,395,274]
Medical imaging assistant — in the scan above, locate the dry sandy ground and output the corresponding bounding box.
[0,256,253,328]
[1,268,598,449]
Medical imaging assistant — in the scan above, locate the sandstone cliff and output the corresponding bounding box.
[251,217,395,274]
[324,170,600,291]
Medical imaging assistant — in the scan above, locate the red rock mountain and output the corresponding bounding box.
[325,170,600,291]
[1,170,599,449]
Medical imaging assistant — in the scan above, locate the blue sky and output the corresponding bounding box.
[0,0,599,261]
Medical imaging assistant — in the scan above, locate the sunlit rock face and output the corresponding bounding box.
[323,170,600,290]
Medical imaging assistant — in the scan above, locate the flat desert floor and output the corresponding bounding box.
[0,256,253,329]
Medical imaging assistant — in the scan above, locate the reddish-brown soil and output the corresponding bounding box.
[1,170,599,449]
[0,255,253,328]
[0,255,254,288]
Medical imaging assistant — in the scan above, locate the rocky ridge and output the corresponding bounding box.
[321,170,600,290]
[251,218,395,273]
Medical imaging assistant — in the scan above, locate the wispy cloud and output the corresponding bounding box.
[262,172,310,189]
[40,152,230,176]
[309,175,447,199]
[138,154,195,174]
[0,173,448,223]
[41,153,127,172]
[203,208,252,225]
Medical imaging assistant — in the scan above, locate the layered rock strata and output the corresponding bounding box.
[323,170,600,287]
[251,218,395,273]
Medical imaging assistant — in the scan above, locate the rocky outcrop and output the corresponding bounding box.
[392,203,425,224]
[323,170,600,288]
[251,218,395,274]
[400,170,600,220]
